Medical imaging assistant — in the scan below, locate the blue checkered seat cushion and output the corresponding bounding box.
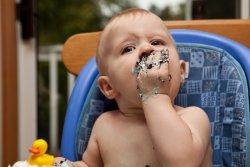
[74,43,250,166]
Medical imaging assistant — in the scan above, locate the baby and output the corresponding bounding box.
[55,8,212,167]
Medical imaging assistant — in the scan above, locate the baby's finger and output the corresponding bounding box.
[154,62,170,82]
[53,157,67,166]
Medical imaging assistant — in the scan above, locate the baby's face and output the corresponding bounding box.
[103,13,183,106]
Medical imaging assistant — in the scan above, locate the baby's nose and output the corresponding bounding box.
[139,44,155,58]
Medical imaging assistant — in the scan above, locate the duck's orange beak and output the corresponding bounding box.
[29,147,40,155]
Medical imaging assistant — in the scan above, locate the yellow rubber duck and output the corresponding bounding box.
[28,139,54,166]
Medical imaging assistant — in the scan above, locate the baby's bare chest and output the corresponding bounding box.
[98,120,161,167]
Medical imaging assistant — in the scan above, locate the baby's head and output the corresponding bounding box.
[96,8,186,106]
[96,8,175,75]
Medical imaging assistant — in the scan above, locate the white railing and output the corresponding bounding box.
[241,0,250,19]
[38,45,75,154]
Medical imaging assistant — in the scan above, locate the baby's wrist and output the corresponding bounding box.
[141,92,171,104]
[138,87,160,102]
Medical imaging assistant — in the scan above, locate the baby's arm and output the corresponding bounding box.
[142,94,210,167]
[135,52,210,166]
[54,120,103,167]
[81,127,103,167]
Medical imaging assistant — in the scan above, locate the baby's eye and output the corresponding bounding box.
[122,46,135,54]
[151,40,164,46]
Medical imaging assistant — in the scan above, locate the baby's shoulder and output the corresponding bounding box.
[177,106,209,124]
[177,106,206,116]
[92,111,125,137]
[93,110,122,127]
[96,110,120,120]
[177,106,210,129]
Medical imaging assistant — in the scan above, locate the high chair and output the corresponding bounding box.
[60,19,250,167]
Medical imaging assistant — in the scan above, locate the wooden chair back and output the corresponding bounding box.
[61,19,250,75]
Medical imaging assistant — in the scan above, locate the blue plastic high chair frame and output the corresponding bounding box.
[60,30,250,164]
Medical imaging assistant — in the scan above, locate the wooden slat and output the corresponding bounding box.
[1,0,18,166]
[62,32,100,75]
[62,19,250,75]
[166,20,250,47]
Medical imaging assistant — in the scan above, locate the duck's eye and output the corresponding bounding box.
[122,46,135,54]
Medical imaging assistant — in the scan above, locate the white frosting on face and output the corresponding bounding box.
[132,48,169,77]
[132,48,171,101]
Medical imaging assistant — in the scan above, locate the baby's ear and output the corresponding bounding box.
[179,60,186,84]
[98,76,119,99]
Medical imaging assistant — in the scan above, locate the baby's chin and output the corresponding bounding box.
[9,161,52,167]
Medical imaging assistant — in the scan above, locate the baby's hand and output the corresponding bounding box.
[54,157,73,167]
[132,48,172,101]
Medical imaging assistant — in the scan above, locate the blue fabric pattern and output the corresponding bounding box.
[175,43,249,167]
[75,43,250,167]
[75,78,117,159]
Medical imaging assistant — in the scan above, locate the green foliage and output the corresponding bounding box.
[150,3,185,20]
[38,0,103,45]
[37,0,187,45]
[37,61,50,142]
[57,62,68,148]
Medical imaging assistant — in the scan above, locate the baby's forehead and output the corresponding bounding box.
[98,12,171,53]
[104,14,168,40]
[108,12,164,30]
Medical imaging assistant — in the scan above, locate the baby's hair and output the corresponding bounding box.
[96,8,152,75]
[108,8,151,23]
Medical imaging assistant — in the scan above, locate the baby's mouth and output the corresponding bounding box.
[131,48,170,76]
